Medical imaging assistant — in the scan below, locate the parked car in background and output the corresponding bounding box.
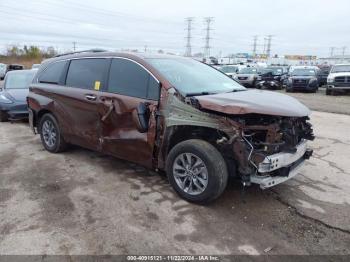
[0,69,37,121]
[217,65,240,78]
[326,64,350,95]
[27,51,314,204]
[285,68,319,93]
[233,67,260,87]
[0,63,7,80]
[32,64,41,69]
[6,64,24,73]
[318,65,331,86]
[256,66,286,89]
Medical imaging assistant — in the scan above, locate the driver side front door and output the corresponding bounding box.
[98,58,160,168]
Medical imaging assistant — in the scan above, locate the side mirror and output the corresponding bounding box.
[132,102,150,133]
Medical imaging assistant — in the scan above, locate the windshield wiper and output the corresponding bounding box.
[186,91,212,97]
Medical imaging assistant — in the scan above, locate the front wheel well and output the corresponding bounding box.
[35,109,53,127]
[166,125,226,154]
[164,125,237,177]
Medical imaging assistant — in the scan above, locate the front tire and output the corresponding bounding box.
[166,139,228,204]
[39,113,67,153]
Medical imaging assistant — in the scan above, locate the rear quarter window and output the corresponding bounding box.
[39,61,68,84]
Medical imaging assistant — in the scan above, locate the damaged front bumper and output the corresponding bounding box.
[250,140,313,189]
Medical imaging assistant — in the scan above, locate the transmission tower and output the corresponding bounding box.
[341,46,347,62]
[263,37,267,55]
[329,47,336,57]
[203,17,214,59]
[266,35,274,58]
[252,35,258,58]
[184,17,194,57]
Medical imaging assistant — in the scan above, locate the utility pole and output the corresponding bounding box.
[252,35,258,58]
[330,47,336,57]
[266,35,274,58]
[184,17,194,57]
[203,17,214,59]
[72,41,77,51]
[144,45,148,52]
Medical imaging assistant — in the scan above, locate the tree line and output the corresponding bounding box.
[3,45,58,59]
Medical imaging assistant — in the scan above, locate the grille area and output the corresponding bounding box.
[238,76,248,80]
[334,76,350,87]
[292,79,309,88]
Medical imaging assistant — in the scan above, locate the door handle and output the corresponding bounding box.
[85,94,97,101]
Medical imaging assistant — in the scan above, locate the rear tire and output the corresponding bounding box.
[166,139,228,204]
[0,111,8,122]
[326,89,332,95]
[39,113,67,153]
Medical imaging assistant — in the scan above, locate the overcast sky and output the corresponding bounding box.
[0,0,349,57]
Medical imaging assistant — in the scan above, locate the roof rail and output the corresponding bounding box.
[54,49,108,58]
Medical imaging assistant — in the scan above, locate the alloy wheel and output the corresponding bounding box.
[172,153,208,195]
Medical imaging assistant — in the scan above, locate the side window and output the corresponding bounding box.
[108,58,159,100]
[66,59,108,90]
[39,61,67,84]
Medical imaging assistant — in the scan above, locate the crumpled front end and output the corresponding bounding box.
[161,90,315,189]
[219,114,315,188]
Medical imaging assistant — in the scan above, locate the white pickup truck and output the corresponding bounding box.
[327,64,350,95]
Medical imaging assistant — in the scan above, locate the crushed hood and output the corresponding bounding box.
[195,89,310,117]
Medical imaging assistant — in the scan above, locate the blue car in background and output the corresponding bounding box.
[0,69,37,122]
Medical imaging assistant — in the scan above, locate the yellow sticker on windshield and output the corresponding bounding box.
[94,81,101,90]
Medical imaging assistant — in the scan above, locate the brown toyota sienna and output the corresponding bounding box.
[27,50,314,204]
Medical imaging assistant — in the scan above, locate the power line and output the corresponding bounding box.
[184,17,194,57]
[203,17,214,58]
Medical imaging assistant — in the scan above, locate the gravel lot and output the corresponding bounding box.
[276,88,350,115]
[0,111,350,255]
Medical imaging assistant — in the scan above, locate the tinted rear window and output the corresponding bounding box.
[108,58,159,100]
[66,59,108,90]
[39,61,67,84]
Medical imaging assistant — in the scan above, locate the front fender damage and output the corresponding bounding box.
[158,89,314,187]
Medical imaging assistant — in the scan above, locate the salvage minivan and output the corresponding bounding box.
[27,51,314,204]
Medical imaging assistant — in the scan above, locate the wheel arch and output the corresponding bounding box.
[159,125,237,178]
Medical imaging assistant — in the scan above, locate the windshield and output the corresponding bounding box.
[331,65,350,73]
[147,58,245,95]
[292,69,316,76]
[264,67,283,75]
[219,65,238,73]
[239,67,258,74]
[5,70,36,89]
